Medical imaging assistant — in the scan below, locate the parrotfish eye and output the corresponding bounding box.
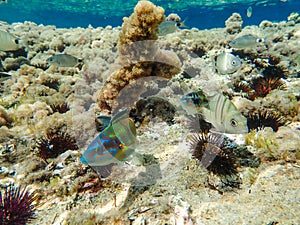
[230,119,238,127]
[14,39,19,44]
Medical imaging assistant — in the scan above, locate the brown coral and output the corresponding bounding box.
[225,13,243,34]
[98,1,181,112]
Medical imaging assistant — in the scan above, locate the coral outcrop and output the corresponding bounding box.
[225,13,243,34]
[98,0,181,112]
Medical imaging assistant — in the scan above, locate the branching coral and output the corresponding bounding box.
[98,0,182,112]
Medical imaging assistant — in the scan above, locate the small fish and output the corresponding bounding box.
[46,54,82,67]
[215,52,242,74]
[0,30,23,51]
[201,93,248,134]
[181,91,248,134]
[158,20,186,36]
[0,0,8,4]
[180,90,209,115]
[246,6,253,18]
[0,72,11,82]
[80,109,137,167]
[229,35,265,49]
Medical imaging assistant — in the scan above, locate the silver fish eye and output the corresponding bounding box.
[14,39,19,44]
[231,60,237,66]
[230,119,238,127]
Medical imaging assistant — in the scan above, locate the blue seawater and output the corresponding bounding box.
[0,0,299,29]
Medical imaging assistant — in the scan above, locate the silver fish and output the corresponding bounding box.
[201,93,248,134]
[0,30,22,51]
[158,21,185,36]
[0,72,11,82]
[46,54,82,67]
[215,52,241,74]
[229,35,265,49]
[246,6,253,18]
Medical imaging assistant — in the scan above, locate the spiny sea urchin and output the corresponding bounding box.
[233,75,286,100]
[245,108,286,132]
[36,130,78,162]
[250,75,286,99]
[0,184,39,225]
[189,132,237,177]
[50,102,70,114]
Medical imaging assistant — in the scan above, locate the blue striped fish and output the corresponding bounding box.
[80,109,137,167]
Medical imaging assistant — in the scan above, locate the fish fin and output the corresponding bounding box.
[201,107,213,123]
[96,115,112,131]
[179,18,188,28]
[21,34,30,52]
[92,163,116,179]
[111,108,129,124]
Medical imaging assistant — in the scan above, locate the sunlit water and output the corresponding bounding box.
[0,0,299,28]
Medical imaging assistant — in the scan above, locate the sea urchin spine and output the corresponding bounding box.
[189,132,238,177]
[0,184,39,225]
[36,130,78,162]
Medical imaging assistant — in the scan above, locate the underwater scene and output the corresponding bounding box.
[0,0,300,224]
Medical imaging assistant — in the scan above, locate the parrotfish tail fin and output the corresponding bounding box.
[92,163,116,179]
[96,115,112,131]
[195,89,209,108]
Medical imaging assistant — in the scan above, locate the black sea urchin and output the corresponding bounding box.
[50,102,70,114]
[0,184,39,225]
[245,108,286,132]
[189,132,238,177]
[36,130,78,161]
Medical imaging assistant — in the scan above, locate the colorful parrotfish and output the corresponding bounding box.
[80,109,137,167]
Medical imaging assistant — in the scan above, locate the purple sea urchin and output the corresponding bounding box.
[189,132,237,176]
[0,184,39,225]
[36,130,78,161]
